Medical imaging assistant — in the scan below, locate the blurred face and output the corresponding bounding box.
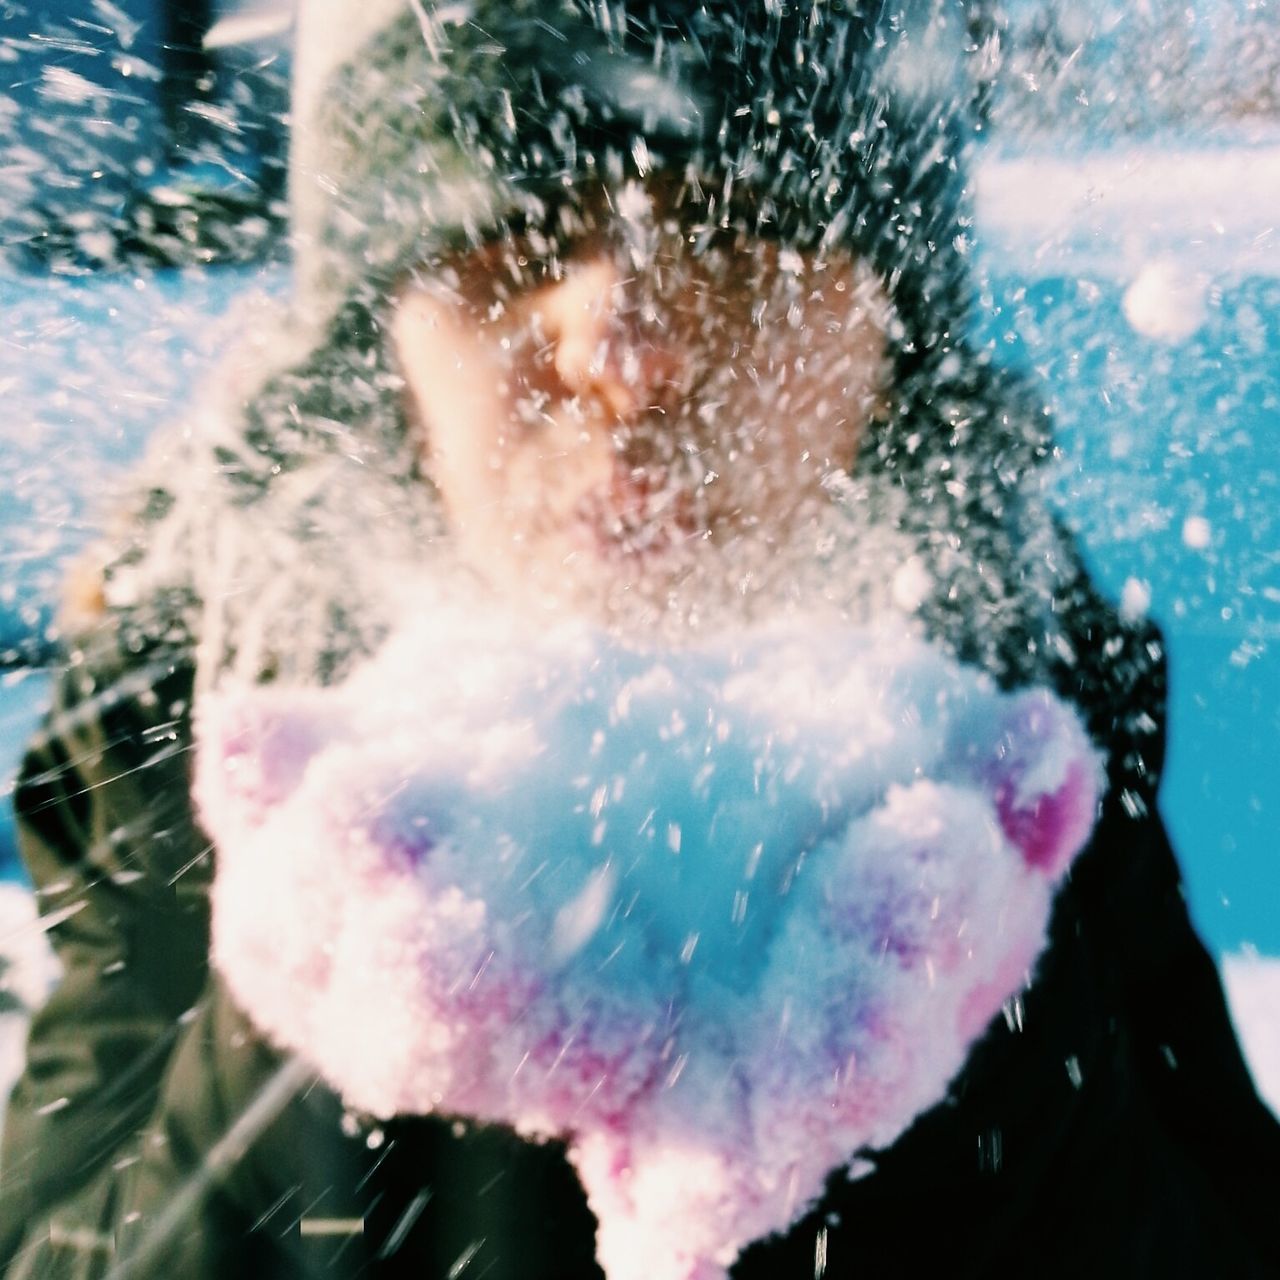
[391,186,891,618]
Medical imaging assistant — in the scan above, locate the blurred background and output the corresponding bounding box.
[0,0,1276,1087]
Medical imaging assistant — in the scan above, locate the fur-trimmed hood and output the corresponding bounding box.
[82,0,1086,701]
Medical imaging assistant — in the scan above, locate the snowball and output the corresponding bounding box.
[1122,259,1210,343]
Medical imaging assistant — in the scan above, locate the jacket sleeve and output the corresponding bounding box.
[1066,590,1280,1264]
[0,647,386,1280]
[1101,804,1280,1259]
[0,648,214,1274]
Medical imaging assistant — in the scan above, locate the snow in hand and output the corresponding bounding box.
[196,606,1102,1280]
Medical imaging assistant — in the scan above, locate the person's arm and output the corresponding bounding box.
[0,643,390,1279]
[1062,575,1280,1263]
[1122,811,1278,1124]
[0,647,212,1273]
[1103,803,1280,1256]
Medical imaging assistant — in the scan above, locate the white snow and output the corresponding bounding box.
[1119,576,1152,621]
[890,555,933,613]
[202,3,296,50]
[1222,953,1280,1120]
[1121,260,1210,342]
[197,603,1101,1280]
[1181,515,1213,550]
[0,117,1274,1257]
[976,134,1280,280]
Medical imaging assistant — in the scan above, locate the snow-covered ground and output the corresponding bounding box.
[1223,953,1280,1119]
[976,130,1280,282]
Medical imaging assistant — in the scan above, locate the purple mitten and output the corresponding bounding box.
[196,609,1103,1280]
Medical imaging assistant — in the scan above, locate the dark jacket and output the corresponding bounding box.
[2,565,1279,1280]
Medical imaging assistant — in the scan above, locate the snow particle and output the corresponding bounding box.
[551,865,616,962]
[891,556,932,613]
[1181,515,1212,550]
[1122,260,1209,343]
[447,1240,484,1279]
[1119,576,1152,621]
[778,246,806,276]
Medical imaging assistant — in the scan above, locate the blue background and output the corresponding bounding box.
[973,271,1279,954]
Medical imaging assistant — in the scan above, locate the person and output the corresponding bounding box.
[3,2,1279,1277]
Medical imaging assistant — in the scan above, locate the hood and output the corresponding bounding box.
[290,0,996,368]
[79,0,1159,750]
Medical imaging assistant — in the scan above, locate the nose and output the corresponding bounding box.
[538,259,685,422]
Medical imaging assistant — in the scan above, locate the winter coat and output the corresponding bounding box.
[7,1,1277,1272]
[2,557,1279,1280]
